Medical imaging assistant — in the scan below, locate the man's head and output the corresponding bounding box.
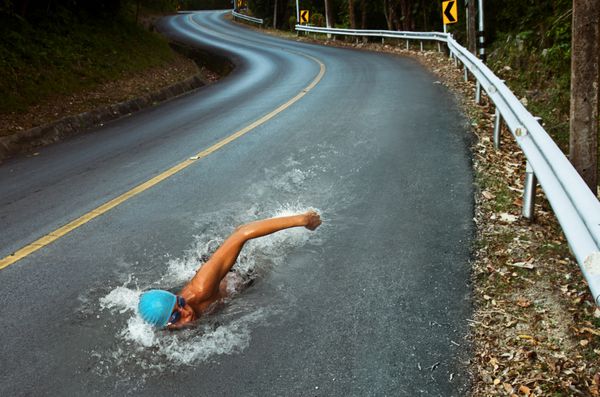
[138,289,197,329]
[138,289,180,327]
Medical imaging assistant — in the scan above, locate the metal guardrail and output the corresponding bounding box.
[296,25,447,42]
[232,10,263,25]
[296,24,600,304]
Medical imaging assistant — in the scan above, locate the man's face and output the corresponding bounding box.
[167,297,197,329]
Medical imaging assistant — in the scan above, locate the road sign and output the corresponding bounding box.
[300,10,310,24]
[442,0,458,25]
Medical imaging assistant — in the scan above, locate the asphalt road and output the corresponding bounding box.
[0,10,473,396]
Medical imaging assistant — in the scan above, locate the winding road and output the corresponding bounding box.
[0,10,473,396]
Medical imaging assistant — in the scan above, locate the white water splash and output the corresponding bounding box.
[96,203,320,373]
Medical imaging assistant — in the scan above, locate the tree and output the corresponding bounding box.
[569,0,599,193]
[397,0,412,31]
[324,0,333,29]
[348,0,356,29]
[467,0,476,54]
[383,0,396,30]
[360,0,366,29]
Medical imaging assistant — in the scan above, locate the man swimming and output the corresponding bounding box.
[138,210,322,329]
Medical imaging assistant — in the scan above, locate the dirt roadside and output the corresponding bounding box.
[0,52,202,138]
[0,50,221,161]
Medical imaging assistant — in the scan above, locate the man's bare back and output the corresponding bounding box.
[138,211,321,329]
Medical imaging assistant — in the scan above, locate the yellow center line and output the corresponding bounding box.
[0,53,326,270]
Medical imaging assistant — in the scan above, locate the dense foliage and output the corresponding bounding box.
[0,1,179,113]
[242,0,571,50]
[486,0,572,150]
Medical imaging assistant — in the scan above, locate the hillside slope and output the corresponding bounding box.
[1,7,181,116]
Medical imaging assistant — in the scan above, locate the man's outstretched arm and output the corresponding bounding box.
[185,211,321,303]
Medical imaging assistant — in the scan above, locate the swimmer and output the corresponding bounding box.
[138,210,322,329]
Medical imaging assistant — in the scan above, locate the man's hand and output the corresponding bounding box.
[304,210,322,231]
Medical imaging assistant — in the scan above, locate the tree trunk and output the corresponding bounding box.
[570,0,599,193]
[136,0,140,24]
[467,0,477,54]
[348,0,356,29]
[273,0,278,28]
[18,0,30,17]
[383,0,393,30]
[398,0,412,30]
[361,0,367,29]
[324,0,333,29]
[421,0,428,31]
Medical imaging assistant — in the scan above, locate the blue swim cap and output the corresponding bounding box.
[138,289,177,327]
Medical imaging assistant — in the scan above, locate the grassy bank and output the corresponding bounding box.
[0,10,176,114]
[485,5,599,184]
[487,29,571,153]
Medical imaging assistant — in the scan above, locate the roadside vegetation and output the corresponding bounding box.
[485,1,572,155]
[0,1,182,115]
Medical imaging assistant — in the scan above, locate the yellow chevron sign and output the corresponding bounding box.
[442,0,458,24]
[300,10,309,24]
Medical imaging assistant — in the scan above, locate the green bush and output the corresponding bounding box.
[0,10,175,113]
[310,12,324,27]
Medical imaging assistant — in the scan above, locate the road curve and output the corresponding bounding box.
[0,10,473,396]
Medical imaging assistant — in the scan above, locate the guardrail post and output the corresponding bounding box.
[420,41,424,52]
[382,37,385,45]
[406,40,409,50]
[437,42,441,52]
[522,117,542,220]
[463,65,468,81]
[493,108,502,149]
[475,81,481,104]
[522,161,537,220]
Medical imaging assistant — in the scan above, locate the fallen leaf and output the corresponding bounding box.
[499,213,518,223]
[482,190,495,200]
[580,340,589,347]
[516,298,532,308]
[489,357,499,371]
[582,327,600,336]
[503,382,514,393]
[508,261,535,270]
[505,320,517,328]
[513,197,523,206]
[519,385,531,395]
